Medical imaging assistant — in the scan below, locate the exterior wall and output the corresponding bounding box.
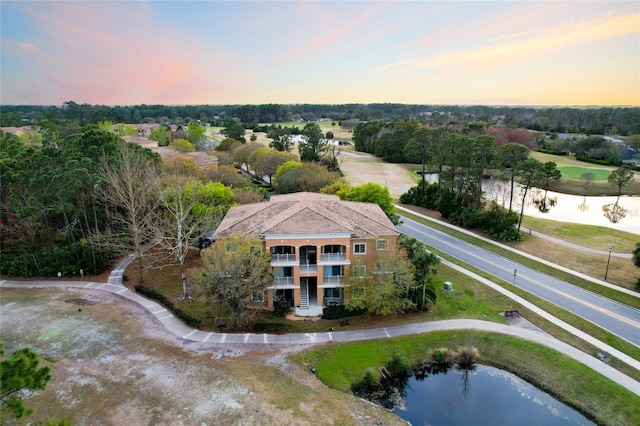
[264,233,398,311]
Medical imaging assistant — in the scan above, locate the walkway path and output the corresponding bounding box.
[1,278,639,397]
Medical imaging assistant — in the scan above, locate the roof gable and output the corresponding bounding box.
[214,192,398,239]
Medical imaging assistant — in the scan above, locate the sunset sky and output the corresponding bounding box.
[1,1,638,106]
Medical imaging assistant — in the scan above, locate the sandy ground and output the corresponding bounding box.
[338,149,418,199]
[0,287,403,426]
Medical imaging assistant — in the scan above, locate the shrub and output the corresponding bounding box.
[455,345,480,369]
[321,305,367,320]
[252,322,291,333]
[134,285,201,328]
[430,347,455,367]
[273,298,291,318]
[385,354,411,376]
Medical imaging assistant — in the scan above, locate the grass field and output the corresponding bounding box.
[556,166,612,181]
[521,151,640,194]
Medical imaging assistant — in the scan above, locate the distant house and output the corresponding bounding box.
[213,192,399,316]
[621,148,640,167]
[153,146,218,171]
[124,136,218,171]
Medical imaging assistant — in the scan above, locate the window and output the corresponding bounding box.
[225,242,237,253]
[376,239,388,250]
[375,262,389,273]
[353,243,366,255]
[324,288,343,298]
[352,265,366,277]
[352,287,365,300]
[251,290,264,303]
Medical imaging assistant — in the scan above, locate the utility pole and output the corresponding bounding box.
[604,248,612,281]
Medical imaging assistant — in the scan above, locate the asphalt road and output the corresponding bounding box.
[398,215,640,348]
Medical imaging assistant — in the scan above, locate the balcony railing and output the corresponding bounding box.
[320,253,348,263]
[299,263,317,273]
[322,275,344,285]
[273,276,294,287]
[324,297,344,307]
[271,253,296,264]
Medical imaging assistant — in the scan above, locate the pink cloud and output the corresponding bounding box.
[280,2,392,60]
[1,39,56,63]
[4,2,255,105]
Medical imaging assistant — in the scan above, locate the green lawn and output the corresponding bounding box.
[556,166,612,181]
[520,216,639,253]
[291,331,640,426]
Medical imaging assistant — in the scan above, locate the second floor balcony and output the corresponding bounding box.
[273,276,295,287]
[319,252,349,264]
[271,253,297,266]
[299,263,317,274]
[322,275,344,285]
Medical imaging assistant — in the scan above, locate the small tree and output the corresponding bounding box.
[171,138,196,153]
[532,161,562,213]
[299,122,327,162]
[497,143,530,211]
[222,119,245,142]
[158,177,235,298]
[0,342,52,419]
[603,166,634,224]
[632,242,640,268]
[267,127,293,152]
[345,249,415,316]
[632,242,640,291]
[399,235,440,309]
[186,122,206,150]
[149,125,171,146]
[515,159,546,232]
[608,166,635,197]
[337,182,399,225]
[194,235,272,329]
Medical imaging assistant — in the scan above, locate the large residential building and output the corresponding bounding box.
[213,192,399,316]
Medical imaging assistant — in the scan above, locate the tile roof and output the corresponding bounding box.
[214,192,398,239]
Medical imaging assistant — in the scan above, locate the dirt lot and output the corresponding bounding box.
[0,287,403,425]
[338,149,418,199]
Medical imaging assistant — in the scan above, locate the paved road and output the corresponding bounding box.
[397,215,640,348]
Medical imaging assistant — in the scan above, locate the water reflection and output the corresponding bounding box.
[394,365,594,426]
[419,173,639,235]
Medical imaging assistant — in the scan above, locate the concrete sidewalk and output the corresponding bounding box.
[2,279,639,397]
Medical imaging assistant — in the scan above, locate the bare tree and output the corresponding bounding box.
[97,141,161,283]
[157,176,235,298]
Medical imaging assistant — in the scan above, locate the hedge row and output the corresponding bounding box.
[321,305,367,320]
[252,322,292,333]
[134,284,202,328]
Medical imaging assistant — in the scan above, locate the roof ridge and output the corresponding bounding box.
[341,200,398,233]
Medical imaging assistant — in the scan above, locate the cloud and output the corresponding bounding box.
[429,10,639,67]
[376,9,639,76]
[280,2,392,60]
[2,2,255,105]
[1,39,56,63]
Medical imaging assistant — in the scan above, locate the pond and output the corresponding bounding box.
[418,173,639,235]
[392,364,594,425]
